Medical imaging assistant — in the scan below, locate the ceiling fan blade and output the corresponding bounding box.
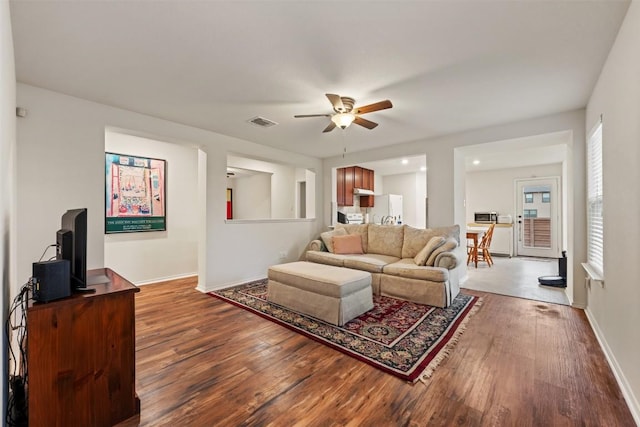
[323,121,337,133]
[326,94,344,112]
[353,116,378,130]
[353,100,393,115]
[294,114,332,118]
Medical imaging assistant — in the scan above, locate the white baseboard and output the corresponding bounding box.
[584,307,640,426]
[196,275,267,293]
[135,272,198,287]
[570,300,586,309]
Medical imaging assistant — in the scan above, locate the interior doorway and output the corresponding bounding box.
[298,181,306,218]
[459,132,570,305]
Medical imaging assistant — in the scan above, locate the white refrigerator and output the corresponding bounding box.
[369,194,403,224]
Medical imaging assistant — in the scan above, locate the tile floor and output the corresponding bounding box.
[462,255,570,305]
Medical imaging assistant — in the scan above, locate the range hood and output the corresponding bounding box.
[353,188,374,195]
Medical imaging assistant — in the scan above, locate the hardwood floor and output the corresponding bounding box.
[121,277,636,426]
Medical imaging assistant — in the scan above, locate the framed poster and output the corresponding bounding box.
[105,152,166,233]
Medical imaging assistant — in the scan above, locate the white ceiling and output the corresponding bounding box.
[10,1,630,159]
[461,130,571,172]
[359,155,427,177]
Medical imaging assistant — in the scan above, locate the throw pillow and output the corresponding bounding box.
[426,237,458,266]
[413,236,446,266]
[320,228,347,253]
[333,234,364,255]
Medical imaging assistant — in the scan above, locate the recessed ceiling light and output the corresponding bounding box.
[401,159,409,165]
[420,166,427,172]
[473,160,480,165]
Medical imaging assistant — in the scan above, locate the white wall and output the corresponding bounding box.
[585,2,640,423]
[373,172,384,195]
[1,0,17,418]
[304,169,316,219]
[232,173,271,219]
[416,171,426,228]
[16,84,323,293]
[104,132,198,284]
[465,163,563,223]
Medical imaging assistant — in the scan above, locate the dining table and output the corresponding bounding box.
[466,227,487,268]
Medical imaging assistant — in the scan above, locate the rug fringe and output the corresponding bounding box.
[418,297,483,384]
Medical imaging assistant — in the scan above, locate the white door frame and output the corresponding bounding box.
[514,176,562,258]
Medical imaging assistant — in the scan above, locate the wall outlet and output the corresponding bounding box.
[279,251,287,259]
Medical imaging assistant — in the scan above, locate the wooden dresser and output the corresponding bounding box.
[27,268,140,426]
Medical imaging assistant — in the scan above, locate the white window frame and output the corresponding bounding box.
[585,118,604,279]
[542,192,550,203]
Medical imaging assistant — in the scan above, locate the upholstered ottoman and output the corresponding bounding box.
[267,261,373,326]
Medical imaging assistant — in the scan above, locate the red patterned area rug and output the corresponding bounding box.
[210,279,481,383]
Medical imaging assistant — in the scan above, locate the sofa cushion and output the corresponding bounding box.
[305,250,346,267]
[335,224,369,253]
[367,224,404,258]
[426,237,458,266]
[402,226,437,258]
[401,225,461,258]
[320,228,347,253]
[414,236,446,266]
[383,259,449,282]
[333,234,364,254]
[343,254,402,273]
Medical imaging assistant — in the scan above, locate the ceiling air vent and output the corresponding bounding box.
[248,116,278,128]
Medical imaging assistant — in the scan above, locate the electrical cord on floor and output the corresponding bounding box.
[5,279,33,427]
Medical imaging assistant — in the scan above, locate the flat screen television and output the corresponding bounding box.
[56,208,87,289]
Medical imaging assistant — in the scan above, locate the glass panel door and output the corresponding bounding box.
[516,178,561,258]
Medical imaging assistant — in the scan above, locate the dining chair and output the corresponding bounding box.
[478,223,496,266]
[467,224,496,267]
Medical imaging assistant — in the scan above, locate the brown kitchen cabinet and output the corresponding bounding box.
[337,167,345,206]
[337,166,374,206]
[344,166,354,206]
[362,168,372,191]
[360,195,375,207]
[354,166,364,189]
[360,168,374,207]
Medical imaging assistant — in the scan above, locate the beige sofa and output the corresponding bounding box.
[305,224,463,308]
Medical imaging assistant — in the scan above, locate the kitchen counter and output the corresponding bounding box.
[467,223,514,257]
[467,222,513,228]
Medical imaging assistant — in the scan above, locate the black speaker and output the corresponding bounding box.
[32,259,71,303]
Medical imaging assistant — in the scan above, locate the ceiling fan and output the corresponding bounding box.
[294,94,393,133]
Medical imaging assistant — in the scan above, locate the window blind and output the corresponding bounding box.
[586,120,603,276]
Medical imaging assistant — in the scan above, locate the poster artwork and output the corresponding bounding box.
[105,153,166,233]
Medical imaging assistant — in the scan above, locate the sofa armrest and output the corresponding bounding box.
[434,251,463,270]
[299,238,327,261]
[309,239,326,252]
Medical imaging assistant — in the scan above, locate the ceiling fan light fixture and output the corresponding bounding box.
[331,113,356,129]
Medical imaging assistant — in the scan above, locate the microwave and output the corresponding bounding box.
[474,212,498,223]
